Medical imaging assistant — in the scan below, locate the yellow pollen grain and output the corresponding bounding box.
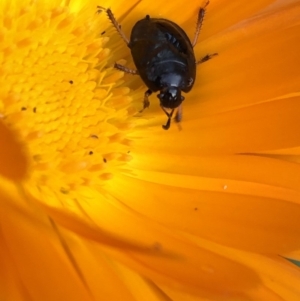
[103,153,119,161]
[0,1,138,202]
[100,173,113,180]
[88,163,106,172]
[102,71,124,84]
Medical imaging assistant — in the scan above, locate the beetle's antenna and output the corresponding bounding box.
[161,107,175,130]
[97,6,130,45]
[192,1,209,47]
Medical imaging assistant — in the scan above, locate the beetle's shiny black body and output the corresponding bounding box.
[97,3,217,129]
[129,16,196,109]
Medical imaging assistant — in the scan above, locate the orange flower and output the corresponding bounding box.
[1,0,300,300]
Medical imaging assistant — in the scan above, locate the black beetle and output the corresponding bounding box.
[97,2,217,130]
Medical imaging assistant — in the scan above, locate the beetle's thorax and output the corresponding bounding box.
[158,72,182,89]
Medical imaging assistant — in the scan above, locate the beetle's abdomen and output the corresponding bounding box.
[129,17,196,92]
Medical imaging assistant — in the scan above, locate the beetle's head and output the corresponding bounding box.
[157,87,184,130]
[157,87,185,109]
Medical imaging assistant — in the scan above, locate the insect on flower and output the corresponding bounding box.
[97,2,217,130]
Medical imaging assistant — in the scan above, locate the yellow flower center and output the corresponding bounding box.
[0,2,140,203]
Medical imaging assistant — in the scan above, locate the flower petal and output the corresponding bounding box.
[108,154,300,253]
[33,188,262,297]
[0,184,93,301]
[0,121,27,181]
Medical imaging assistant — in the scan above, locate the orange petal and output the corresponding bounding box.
[0,121,28,181]
[0,184,93,301]
[107,154,300,253]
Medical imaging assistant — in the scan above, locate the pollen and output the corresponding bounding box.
[0,1,139,203]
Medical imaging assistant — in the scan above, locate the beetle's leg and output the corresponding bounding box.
[175,104,182,123]
[192,1,210,47]
[196,53,218,64]
[174,105,183,131]
[114,63,139,75]
[161,107,175,130]
[139,89,152,113]
[97,6,130,45]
